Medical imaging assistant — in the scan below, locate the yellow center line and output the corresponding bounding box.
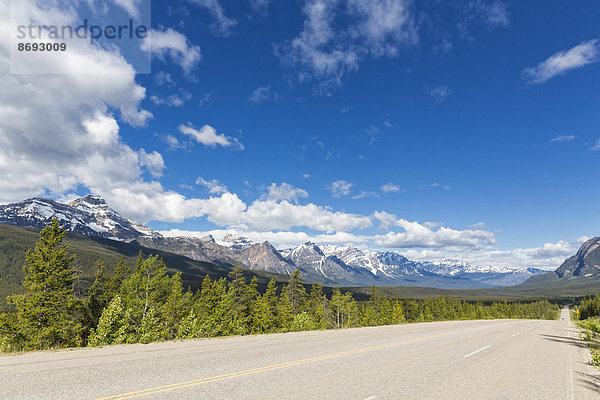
[95,326,483,400]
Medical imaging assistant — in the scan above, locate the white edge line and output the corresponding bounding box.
[464,345,490,358]
[510,332,520,337]
[363,396,378,400]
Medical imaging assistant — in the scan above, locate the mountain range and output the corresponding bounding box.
[0,195,550,289]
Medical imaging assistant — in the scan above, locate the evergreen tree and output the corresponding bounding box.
[161,273,192,340]
[253,280,278,333]
[306,283,327,329]
[81,260,108,339]
[88,295,130,346]
[9,218,82,350]
[281,269,307,315]
[104,257,130,302]
[226,267,257,334]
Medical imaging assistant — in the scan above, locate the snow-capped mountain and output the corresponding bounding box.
[0,195,155,241]
[0,195,547,288]
[282,242,377,286]
[319,245,547,287]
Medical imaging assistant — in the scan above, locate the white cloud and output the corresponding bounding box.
[264,183,308,203]
[276,0,417,89]
[463,1,510,30]
[141,28,201,74]
[248,85,278,105]
[186,0,237,37]
[381,182,404,193]
[150,91,192,107]
[110,0,142,19]
[402,238,583,270]
[179,124,244,149]
[249,0,271,15]
[373,211,398,230]
[0,1,160,202]
[243,200,373,232]
[429,85,451,103]
[468,222,486,229]
[549,135,575,144]
[196,177,228,194]
[138,149,165,178]
[523,39,600,84]
[154,71,175,86]
[374,219,496,249]
[431,182,452,190]
[352,191,379,199]
[591,139,600,151]
[329,180,353,197]
[165,135,185,151]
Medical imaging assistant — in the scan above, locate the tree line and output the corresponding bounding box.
[578,293,600,320]
[0,219,559,352]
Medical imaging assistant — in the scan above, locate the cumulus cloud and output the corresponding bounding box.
[264,183,308,203]
[243,200,373,232]
[373,211,398,230]
[374,219,496,249]
[186,0,237,37]
[329,180,353,198]
[141,28,201,74]
[138,149,165,178]
[0,1,162,203]
[196,177,228,194]
[179,124,244,149]
[276,0,417,89]
[591,139,600,151]
[523,39,600,84]
[403,238,583,270]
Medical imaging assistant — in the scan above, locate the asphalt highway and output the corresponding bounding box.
[1,307,598,399]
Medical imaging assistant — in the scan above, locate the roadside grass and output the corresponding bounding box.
[576,317,600,367]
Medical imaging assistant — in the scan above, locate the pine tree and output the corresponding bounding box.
[306,283,327,329]
[161,273,192,339]
[282,269,307,315]
[9,218,82,350]
[81,260,108,339]
[253,280,278,333]
[227,267,255,334]
[104,257,130,302]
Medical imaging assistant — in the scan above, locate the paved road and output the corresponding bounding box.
[1,308,598,399]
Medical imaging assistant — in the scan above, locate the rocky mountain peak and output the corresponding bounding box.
[0,195,154,241]
[555,237,600,278]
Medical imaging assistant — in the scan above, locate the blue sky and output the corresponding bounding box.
[1,0,599,269]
